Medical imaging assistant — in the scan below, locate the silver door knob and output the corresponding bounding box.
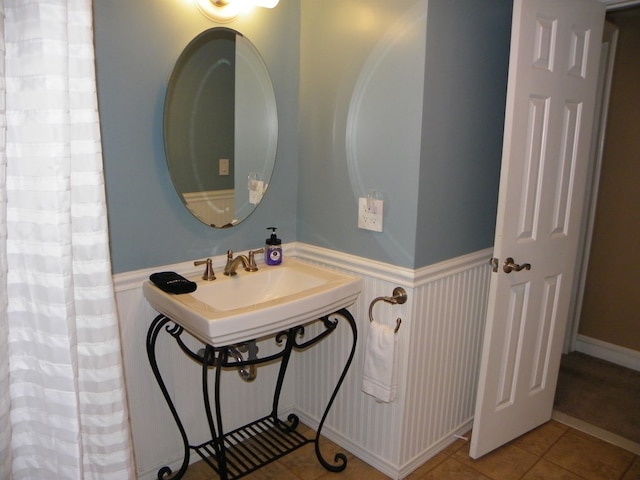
[503,257,531,273]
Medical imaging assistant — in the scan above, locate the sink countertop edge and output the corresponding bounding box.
[142,260,362,347]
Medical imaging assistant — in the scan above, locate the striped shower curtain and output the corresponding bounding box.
[0,1,135,478]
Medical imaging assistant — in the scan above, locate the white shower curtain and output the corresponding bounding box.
[0,1,135,478]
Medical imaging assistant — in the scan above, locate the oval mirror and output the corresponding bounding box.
[164,28,278,228]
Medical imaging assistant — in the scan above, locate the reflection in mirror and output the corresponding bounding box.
[164,28,277,228]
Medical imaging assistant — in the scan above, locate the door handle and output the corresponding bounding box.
[503,257,531,273]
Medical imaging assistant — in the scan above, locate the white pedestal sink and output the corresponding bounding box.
[144,257,362,479]
[143,257,362,346]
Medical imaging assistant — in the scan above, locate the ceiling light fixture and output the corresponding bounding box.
[195,0,280,23]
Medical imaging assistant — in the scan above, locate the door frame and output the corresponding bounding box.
[565,20,618,354]
[565,0,640,356]
[599,0,640,7]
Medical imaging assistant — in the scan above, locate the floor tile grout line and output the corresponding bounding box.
[432,439,469,476]
[518,457,543,480]
[474,423,575,480]
[541,426,634,480]
[451,455,493,480]
[539,424,572,460]
[540,423,572,458]
[618,454,639,480]
[537,427,592,480]
[415,451,448,477]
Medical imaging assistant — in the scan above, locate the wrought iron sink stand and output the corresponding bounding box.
[146,308,357,480]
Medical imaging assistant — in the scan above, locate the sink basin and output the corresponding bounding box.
[143,258,362,346]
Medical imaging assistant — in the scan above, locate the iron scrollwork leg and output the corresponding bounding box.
[270,326,304,432]
[302,308,358,472]
[202,345,229,480]
[146,315,190,480]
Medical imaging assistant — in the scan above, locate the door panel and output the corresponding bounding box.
[470,0,605,459]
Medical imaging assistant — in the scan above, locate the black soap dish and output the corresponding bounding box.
[150,272,197,294]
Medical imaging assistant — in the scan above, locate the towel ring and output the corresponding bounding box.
[368,287,407,334]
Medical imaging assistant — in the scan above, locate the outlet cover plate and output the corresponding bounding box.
[358,197,383,232]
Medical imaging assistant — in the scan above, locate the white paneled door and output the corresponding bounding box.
[470,0,605,458]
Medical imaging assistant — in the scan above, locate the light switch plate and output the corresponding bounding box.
[358,197,383,232]
[219,158,230,176]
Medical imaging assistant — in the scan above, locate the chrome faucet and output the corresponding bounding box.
[224,249,264,276]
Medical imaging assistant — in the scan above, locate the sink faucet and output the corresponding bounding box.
[224,249,264,276]
[224,251,249,276]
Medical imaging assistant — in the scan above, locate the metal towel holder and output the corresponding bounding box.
[368,287,407,334]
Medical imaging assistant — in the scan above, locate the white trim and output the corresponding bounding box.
[182,189,234,202]
[293,243,416,285]
[567,21,619,353]
[575,335,640,371]
[397,422,473,479]
[294,243,492,288]
[294,411,400,479]
[552,411,640,455]
[568,2,640,364]
[413,247,492,286]
[601,0,640,9]
[295,410,473,480]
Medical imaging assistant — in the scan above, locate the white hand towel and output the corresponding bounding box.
[362,320,397,403]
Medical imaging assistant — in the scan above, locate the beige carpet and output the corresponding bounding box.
[554,352,640,444]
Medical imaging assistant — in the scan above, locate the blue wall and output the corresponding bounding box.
[415,0,511,267]
[298,0,428,268]
[95,0,511,274]
[297,0,511,269]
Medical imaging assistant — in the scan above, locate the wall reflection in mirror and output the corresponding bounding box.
[164,27,277,228]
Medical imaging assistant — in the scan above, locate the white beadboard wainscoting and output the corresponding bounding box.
[114,243,492,479]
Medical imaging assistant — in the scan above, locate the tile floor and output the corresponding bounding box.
[182,420,640,480]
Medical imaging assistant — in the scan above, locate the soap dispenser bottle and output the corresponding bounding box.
[265,227,282,265]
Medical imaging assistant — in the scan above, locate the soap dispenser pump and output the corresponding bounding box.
[265,227,282,265]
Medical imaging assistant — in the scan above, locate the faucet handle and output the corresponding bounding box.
[247,248,265,272]
[194,258,215,281]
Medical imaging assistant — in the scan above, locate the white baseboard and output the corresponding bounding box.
[575,335,640,371]
[294,410,473,480]
[294,411,401,479]
[552,411,640,455]
[396,420,473,479]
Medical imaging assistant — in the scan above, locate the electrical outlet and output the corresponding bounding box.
[358,197,383,232]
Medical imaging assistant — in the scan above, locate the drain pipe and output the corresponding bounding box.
[228,341,258,382]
